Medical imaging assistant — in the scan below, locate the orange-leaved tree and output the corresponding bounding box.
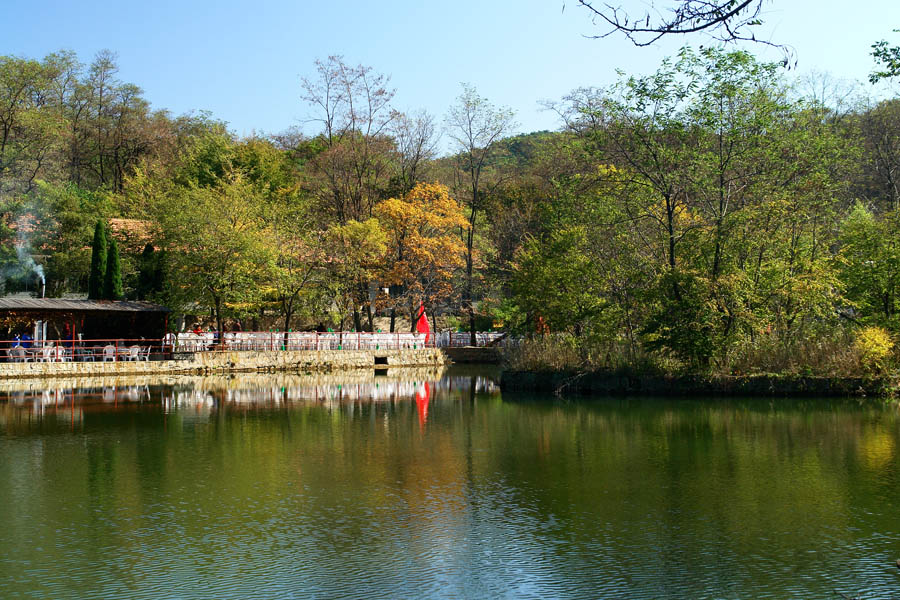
[376,182,469,331]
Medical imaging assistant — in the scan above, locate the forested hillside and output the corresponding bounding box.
[3,48,900,374]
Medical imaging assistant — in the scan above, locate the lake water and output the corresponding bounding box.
[1,366,899,599]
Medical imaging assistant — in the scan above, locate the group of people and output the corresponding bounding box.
[9,333,34,348]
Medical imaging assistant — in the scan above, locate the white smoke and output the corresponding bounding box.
[1,214,46,294]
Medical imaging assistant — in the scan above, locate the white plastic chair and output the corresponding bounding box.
[8,347,30,363]
[163,333,176,352]
[39,346,64,362]
[102,345,116,362]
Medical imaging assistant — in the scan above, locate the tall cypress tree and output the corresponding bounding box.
[88,220,107,299]
[103,238,123,300]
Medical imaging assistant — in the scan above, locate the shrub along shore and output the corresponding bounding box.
[499,335,899,398]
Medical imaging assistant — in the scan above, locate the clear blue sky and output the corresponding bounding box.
[3,0,899,140]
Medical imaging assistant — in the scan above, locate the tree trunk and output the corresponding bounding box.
[283,296,294,333]
[665,194,682,302]
[213,297,223,348]
[465,217,476,346]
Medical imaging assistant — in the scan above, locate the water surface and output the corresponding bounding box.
[1,367,899,598]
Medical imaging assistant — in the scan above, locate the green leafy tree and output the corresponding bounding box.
[0,52,73,198]
[152,171,273,335]
[837,203,900,326]
[236,137,322,332]
[88,219,107,299]
[445,84,516,344]
[324,219,387,331]
[264,189,324,333]
[870,30,900,83]
[560,47,848,366]
[512,227,606,336]
[32,184,113,296]
[130,132,277,332]
[103,237,123,300]
[135,243,167,301]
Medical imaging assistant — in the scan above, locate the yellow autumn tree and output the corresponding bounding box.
[376,182,469,331]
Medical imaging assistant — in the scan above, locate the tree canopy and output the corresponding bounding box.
[4,46,900,376]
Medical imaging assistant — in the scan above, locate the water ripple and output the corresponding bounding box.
[3,376,900,598]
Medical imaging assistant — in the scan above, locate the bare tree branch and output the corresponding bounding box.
[568,0,789,57]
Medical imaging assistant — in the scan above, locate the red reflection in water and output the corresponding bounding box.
[415,382,431,429]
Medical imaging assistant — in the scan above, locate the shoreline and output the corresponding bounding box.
[500,369,897,398]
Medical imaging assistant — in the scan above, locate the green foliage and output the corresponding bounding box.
[560,47,849,366]
[20,183,113,297]
[512,227,605,335]
[479,296,527,333]
[837,203,900,326]
[173,130,235,188]
[7,46,900,381]
[136,243,166,301]
[151,170,274,330]
[324,218,388,328]
[103,237,123,300]
[88,220,107,299]
[870,30,900,83]
[642,271,720,367]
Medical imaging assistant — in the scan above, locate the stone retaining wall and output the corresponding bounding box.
[501,370,896,398]
[0,348,446,380]
[441,347,503,364]
[0,367,448,393]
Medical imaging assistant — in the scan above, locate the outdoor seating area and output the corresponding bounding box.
[0,298,170,363]
[1,330,509,366]
[4,340,155,363]
[164,331,435,352]
[0,299,512,368]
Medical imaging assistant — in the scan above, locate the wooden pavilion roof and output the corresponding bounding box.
[0,298,170,314]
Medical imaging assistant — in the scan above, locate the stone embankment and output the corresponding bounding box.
[501,370,895,397]
[441,347,503,364]
[0,367,447,394]
[0,349,446,380]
